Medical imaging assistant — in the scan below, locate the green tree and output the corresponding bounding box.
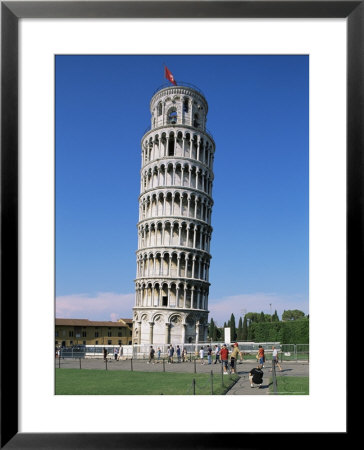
[242,316,248,340]
[215,326,223,341]
[245,312,261,323]
[259,311,266,322]
[236,317,243,340]
[282,309,306,321]
[229,313,237,341]
[272,310,280,322]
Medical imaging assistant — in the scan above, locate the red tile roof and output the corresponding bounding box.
[56,318,131,327]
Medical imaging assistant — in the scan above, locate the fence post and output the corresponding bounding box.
[272,359,278,394]
[194,357,196,373]
[131,357,133,372]
[79,358,81,370]
[192,378,196,395]
[210,370,213,395]
[163,358,165,372]
[221,360,224,387]
[59,356,61,369]
[105,358,108,371]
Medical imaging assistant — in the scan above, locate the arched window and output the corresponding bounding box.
[168,108,177,124]
[183,98,189,113]
[193,113,200,128]
[157,102,162,116]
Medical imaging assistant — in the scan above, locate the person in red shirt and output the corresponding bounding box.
[257,345,265,368]
[220,344,229,374]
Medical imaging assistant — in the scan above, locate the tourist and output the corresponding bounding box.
[182,347,187,362]
[214,345,221,364]
[257,345,265,368]
[220,344,229,374]
[103,347,107,361]
[170,345,175,363]
[114,347,119,360]
[270,346,283,372]
[157,347,161,361]
[199,346,205,364]
[230,343,243,374]
[249,366,264,388]
[176,345,181,363]
[167,345,171,363]
[207,345,212,364]
[148,345,155,364]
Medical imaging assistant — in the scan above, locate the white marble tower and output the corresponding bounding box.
[132,83,215,346]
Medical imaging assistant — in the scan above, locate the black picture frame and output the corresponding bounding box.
[1,1,355,447]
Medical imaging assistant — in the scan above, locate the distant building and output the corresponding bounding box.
[55,318,133,347]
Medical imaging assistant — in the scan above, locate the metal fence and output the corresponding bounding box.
[56,342,309,362]
[280,344,309,362]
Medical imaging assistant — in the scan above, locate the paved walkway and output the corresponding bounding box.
[226,360,309,395]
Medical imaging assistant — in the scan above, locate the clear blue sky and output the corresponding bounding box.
[55,55,309,325]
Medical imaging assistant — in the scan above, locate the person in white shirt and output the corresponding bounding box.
[214,345,221,364]
[199,347,205,364]
[270,346,283,372]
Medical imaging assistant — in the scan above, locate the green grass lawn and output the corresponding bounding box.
[55,369,239,395]
[269,376,309,395]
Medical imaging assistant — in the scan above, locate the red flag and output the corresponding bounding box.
[164,66,177,85]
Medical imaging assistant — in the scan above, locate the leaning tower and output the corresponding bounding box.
[132,83,215,347]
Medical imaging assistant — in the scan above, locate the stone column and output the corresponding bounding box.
[149,322,154,344]
[172,164,175,186]
[171,194,175,215]
[182,323,186,344]
[165,323,170,344]
[176,286,180,307]
[190,286,194,309]
[178,224,182,246]
[177,255,181,277]
[195,321,200,347]
[182,137,186,157]
[137,321,142,345]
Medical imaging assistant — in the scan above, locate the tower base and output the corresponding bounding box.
[132,307,208,346]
